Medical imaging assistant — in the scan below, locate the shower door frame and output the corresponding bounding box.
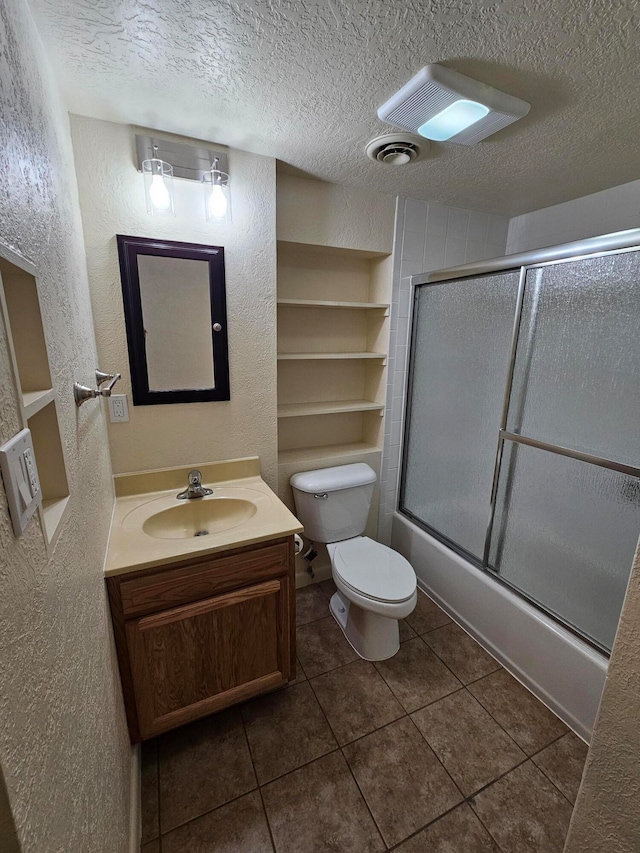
[399,227,640,655]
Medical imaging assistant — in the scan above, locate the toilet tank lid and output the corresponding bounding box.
[290,463,377,494]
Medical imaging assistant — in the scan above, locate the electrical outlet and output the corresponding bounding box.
[109,394,129,423]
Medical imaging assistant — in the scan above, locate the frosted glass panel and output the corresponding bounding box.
[490,441,640,651]
[402,272,520,558]
[508,250,640,466]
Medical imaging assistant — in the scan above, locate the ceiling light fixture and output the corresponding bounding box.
[142,145,175,215]
[378,64,530,146]
[203,157,231,224]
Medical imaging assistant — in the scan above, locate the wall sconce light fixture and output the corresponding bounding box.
[203,157,232,224]
[142,145,175,216]
[136,135,230,224]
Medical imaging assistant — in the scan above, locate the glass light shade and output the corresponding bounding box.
[203,168,231,224]
[418,99,490,141]
[142,157,175,216]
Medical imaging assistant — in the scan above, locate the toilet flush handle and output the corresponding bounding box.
[314,493,329,500]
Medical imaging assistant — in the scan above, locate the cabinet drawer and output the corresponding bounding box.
[119,541,289,617]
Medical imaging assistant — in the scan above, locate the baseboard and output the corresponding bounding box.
[128,744,141,853]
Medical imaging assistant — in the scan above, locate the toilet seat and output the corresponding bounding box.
[327,536,416,604]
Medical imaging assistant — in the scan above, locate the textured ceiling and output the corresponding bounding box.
[29,0,640,215]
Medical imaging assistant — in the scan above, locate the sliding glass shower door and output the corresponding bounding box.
[400,241,640,653]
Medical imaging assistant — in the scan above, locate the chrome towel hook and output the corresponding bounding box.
[74,369,122,407]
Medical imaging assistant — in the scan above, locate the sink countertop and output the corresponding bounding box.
[104,456,303,577]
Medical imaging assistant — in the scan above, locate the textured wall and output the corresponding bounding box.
[0,3,131,852]
[564,544,640,852]
[70,116,279,488]
[378,198,508,544]
[507,179,640,253]
[277,172,395,253]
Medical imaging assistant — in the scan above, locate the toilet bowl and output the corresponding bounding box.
[328,535,417,660]
[290,463,417,661]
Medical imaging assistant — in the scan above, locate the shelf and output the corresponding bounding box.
[277,352,386,361]
[22,388,55,419]
[41,496,70,543]
[277,400,385,418]
[277,298,389,312]
[278,442,382,466]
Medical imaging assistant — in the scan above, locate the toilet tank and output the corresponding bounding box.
[290,463,377,543]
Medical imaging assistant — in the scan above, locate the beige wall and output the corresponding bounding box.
[277,170,396,253]
[0,2,131,852]
[564,543,640,852]
[70,116,279,488]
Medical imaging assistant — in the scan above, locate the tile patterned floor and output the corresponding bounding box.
[140,585,588,853]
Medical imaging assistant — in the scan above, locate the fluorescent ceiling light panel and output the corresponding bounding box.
[378,64,530,146]
[418,100,490,141]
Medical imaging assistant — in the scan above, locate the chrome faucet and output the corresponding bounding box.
[177,469,213,500]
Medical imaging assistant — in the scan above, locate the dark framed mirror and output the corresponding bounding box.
[116,235,230,405]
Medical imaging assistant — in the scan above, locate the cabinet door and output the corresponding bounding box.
[126,577,291,738]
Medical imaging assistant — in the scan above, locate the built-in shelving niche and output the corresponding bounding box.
[276,240,392,514]
[0,254,70,546]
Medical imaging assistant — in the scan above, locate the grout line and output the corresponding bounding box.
[305,672,389,848]
[460,683,538,757]
[257,787,278,853]
[339,745,390,850]
[529,733,581,809]
[405,713,467,800]
[530,759,578,810]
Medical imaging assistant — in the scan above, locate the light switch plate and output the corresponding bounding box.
[0,428,42,536]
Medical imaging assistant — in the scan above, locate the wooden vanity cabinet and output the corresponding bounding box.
[106,536,296,742]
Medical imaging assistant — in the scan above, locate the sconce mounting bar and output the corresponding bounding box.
[135,135,228,182]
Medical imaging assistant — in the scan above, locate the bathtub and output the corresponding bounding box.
[392,512,608,742]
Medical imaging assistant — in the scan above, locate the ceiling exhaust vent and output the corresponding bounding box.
[365,133,428,165]
[378,65,530,146]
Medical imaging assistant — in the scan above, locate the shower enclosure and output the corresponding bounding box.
[400,230,640,656]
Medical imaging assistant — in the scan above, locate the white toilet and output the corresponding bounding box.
[290,463,417,661]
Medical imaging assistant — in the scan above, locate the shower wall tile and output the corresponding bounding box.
[404,198,428,233]
[378,197,508,544]
[425,203,450,236]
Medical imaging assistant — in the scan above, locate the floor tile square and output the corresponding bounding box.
[395,803,499,852]
[343,717,462,847]
[158,709,256,832]
[140,739,159,844]
[404,590,451,634]
[318,578,337,598]
[411,689,525,796]
[261,751,384,853]
[398,619,416,642]
[161,791,273,852]
[532,731,588,804]
[296,584,329,626]
[470,761,573,852]
[469,670,568,755]
[296,616,359,677]
[242,681,337,783]
[290,657,306,684]
[374,637,461,712]
[423,622,501,684]
[310,659,404,745]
